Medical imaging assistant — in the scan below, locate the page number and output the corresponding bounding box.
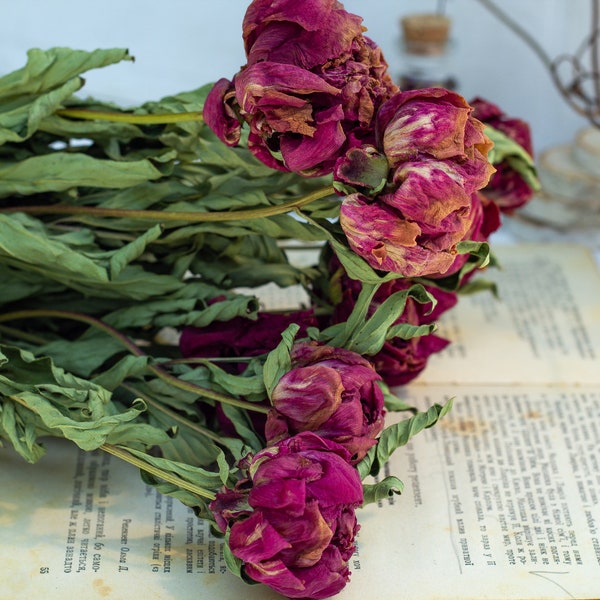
[39,567,49,574]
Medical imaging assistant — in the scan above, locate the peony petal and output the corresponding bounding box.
[271,364,343,430]
[229,511,292,563]
[202,78,241,147]
[287,546,351,599]
[279,116,346,174]
[249,477,307,516]
[269,500,333,567]
[243,0,364,69]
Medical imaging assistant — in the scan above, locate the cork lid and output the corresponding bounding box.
[401,13,451,55]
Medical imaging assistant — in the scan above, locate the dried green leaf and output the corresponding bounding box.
[357,399,453,480]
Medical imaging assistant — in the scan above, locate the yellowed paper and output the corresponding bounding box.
[417,243,600,386]
[2,243,600,600]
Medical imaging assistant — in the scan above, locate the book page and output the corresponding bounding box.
[343,385,600,600]
[417,244,600,386]
[2,385,599,600]
[2,243,600,600]
[0,438,281,600]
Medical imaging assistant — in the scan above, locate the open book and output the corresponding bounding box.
[1,243,599,600]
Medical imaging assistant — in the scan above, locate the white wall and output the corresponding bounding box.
[0,0,593,153]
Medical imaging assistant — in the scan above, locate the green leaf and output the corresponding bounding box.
[108,224,163,279]
[222,530,245,579]
[485,124,541,192]
[0,344,168,462]
[102,283,259,330]
[0,263,65,305]
[0,47,132,145]
[320,282,377,349]
[357,398,453,480]
[34,333,128,378]
[0,151,173,198]
[219,403,264,453]
[0,76,83,145]
[330,238,401,285]
[91,355,150,390]
[347,285,435,355]
[420,241,492,292]
[0,47,132,101]
[185,360,266,400]
[262,323,300,400]
[320,282,435,355]
[362,476,404,506]
[0,213,183,300]
[378,381,418,413]
[127,445,231,495]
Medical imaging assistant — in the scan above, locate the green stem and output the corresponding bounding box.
[120,382,225,444]
[8,388,216,499]
[0,186,336,222]
[0,323,48,345]
[163,356,254,366]
[56,107,204,125]
[0,309,269,414]
[100,444,216,500]
[7,392,216,499]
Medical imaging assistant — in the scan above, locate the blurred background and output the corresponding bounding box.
[0,0,593,154]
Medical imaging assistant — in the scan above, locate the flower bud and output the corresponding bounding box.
[265,342,385,463]
[339,88,495,278]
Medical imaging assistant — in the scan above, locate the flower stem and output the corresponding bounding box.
[0,309,269,414]
[100,444,216,500]
[56,108,204,125]
[7,391,217,500]
[0,186,336,222]
[0,323,48,345]
[120,382,226,445]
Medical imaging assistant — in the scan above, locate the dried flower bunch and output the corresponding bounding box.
[0,1,537,598]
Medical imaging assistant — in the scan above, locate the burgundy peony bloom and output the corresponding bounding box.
[211,432,363,599]
[265,342,385,462]
[470,96,535,212]
[179,309,316,367]
[203,0,398,177]
[338,88,495,278]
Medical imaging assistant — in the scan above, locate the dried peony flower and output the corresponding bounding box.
[338,88,495,278]
[470,96,536,212]
[211,432,363,599]
[203,0,398,177]
[265,342,385,462]
[179,309,316,368]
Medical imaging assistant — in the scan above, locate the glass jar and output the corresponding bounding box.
[398,13,457,91]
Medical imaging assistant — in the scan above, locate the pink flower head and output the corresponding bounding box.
[338,88,495,278]
[203,0,398,177]
[179,309,317,367]
[265,342,385,463]
[470,96,535,212]
[211,432,363,599]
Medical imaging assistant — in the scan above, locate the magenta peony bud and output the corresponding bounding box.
[339,88,495,278]
[203,0,398,177]
[470,96,535,212]
[265,342,385,463]
[179,309,317,367]
[211,432,363,599]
